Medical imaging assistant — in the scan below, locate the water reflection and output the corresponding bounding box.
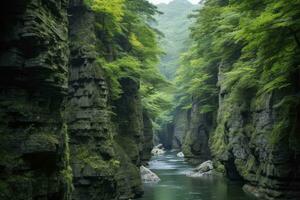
[139,152,255,200]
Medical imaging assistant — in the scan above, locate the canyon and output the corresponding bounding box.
[0,0,299,200]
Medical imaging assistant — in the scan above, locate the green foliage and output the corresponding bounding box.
[141,86,174,130]
[97,56,142,99]
[85,0,125,35]
[232,0,300,94]
[75,146,119,175]
[85,0,125,22]
[86,0,171,128]
[175,0,300,156]
[174,1,222,113]
[175,0,300,110]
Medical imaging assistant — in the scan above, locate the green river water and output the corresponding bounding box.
[139,152,255,200]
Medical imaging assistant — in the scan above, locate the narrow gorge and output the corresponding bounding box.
[0,0,299,200]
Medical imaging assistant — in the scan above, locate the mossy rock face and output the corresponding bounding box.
[141,111,154,165]
[182,103,212,165]
[209,67,300,199]
[112,77,145,198]
[172,109,188,149]
[113,142,143,199]
[68,3,119,200]
[70,144,119,200]
[0,0,71,199]
[0,1,152,200]
[113,78,144,165]
[68,4,146,199]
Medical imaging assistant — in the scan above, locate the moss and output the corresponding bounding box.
[60,124,73,200]
[74,145,119,176]
[110,159,120,168]
[182,130,192,157]
[210,126,228,157]
[268,95,298,145]
[62,124,71,164]
[115,135,139,163]
[235,158,251,177]
[112,141,142,199]
[60,166,73,198]
[214,161,225,174]
[253,93,270,110]
[269,120,289,144]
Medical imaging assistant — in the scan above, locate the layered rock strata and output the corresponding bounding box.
[0,1,154,199]
[209,65,300,199]
[68,3,146,199]
[0,0,71,199]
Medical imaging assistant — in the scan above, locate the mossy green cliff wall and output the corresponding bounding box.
[167,58,300,200]
[0,0,71,199]
[209,64,300,199]
[68,2,148,200]
[0,1,152,199]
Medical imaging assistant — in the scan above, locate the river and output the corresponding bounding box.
[139,151,255,200]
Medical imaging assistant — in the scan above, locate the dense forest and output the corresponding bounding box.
[0,0,299,200]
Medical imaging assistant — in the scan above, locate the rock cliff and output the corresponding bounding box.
[0,0,71,199]
[68,3,118,199]
[113,78,144,198]
[141,110,154,164]
[68,2,148,199]
[209,65,300,199]
[181,103,212,165]
[167,63,300,200]
[172,109,188,149]
[168,51,300,200]
[0,1,153,199]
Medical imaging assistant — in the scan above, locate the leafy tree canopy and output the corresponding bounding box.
[84,0,172,130]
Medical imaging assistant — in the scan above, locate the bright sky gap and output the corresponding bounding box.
[148,0,200,5]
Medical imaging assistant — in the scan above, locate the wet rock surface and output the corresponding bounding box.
[186,160,214,178]
[140,166,160,183]
[151,144,166,156]
[177,152,184,158]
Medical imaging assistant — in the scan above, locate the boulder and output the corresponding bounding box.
[140,166,160,183]
[151,144,166,156]
[186,160,214,177]
[151,148,165,156]
[195,160,213,173]
[242,184,264,199]
[177,152,184,158]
